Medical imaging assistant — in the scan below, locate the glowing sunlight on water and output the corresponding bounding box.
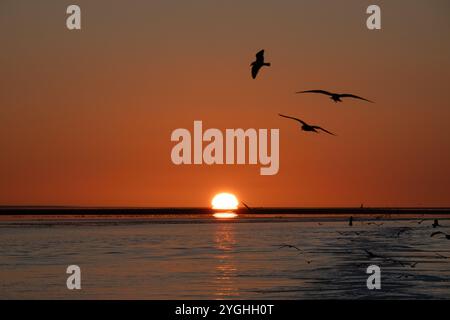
[213,212,238,219]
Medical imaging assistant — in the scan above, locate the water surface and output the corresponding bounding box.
[0,215,449,299]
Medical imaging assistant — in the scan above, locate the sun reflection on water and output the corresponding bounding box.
[213,212,238,219]
[213,224,239,298]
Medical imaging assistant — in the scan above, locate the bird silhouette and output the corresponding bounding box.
[431,231,450,240]
[367,222,384,227]
[278,114,336,136]
[364,249,382,259]
[432,219,440,228]
[435,253,449,259]
[276,244,312,263]
[241,201,252,211]
[364,249,406,266]
[337,231,361,236]
[277,244,303,252]
[296,90,373,103]
[251,49,271,79]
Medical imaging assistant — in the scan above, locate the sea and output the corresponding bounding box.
[0,213,449,299]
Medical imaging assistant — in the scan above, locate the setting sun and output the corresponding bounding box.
[211,193,239,210]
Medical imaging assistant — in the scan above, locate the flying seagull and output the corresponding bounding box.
[296,90,373,103]
[364,249,382,259]
[276,244,311,263]
[241,201,252,211]
[277,244,303,252]
[367,222,384,227]
[364,250,406,266]
[251,49,271,79]
[278,114,336,136]
[431,231,450,240]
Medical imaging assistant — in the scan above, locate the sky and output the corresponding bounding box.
[0,0,449,207]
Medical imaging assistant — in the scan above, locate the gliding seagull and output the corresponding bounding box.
[297,90,373,103]
[278,114,336,136]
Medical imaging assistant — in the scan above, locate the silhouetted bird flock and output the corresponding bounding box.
[276,218,448,267]
[250,49,373,136]
[251,49,448,268]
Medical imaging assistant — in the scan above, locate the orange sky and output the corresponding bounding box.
[1,1,449,207]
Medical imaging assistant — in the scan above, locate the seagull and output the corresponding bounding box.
[296,90,373,103]
[250,49,271,79]
[431,231,450,240]
[364,249,382,259]
[367,222,384,227]
[364,249,401,264]
[278,114,336,136]
[432,219,440,228]
[364,249,389,260]
[435,253,449,259]
[397,274,413,279]
[241,201,252,211]
[277,244,303,252]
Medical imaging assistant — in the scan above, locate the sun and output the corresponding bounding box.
[211,192,239,210]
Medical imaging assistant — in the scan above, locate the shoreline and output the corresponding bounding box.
[1,207,449,222]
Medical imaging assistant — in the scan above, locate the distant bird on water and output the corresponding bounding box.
[277,244,303,252]
[278,114,336,136]
[367,222,384,227]
[349,216,353,226]
[296,90,373,103]
[432,219,440,228]
[430,231,450,240]
[251,49,271,79]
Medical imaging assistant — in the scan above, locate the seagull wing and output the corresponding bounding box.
[296,90,333,96]
[251,64,261,79]
[313,126,336,136]
[255,49,265,62]
[364,249,375,257]
[431,231,445,238]
[241,201,251,210]
[278,114,307,126]
[339,94,373,103]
